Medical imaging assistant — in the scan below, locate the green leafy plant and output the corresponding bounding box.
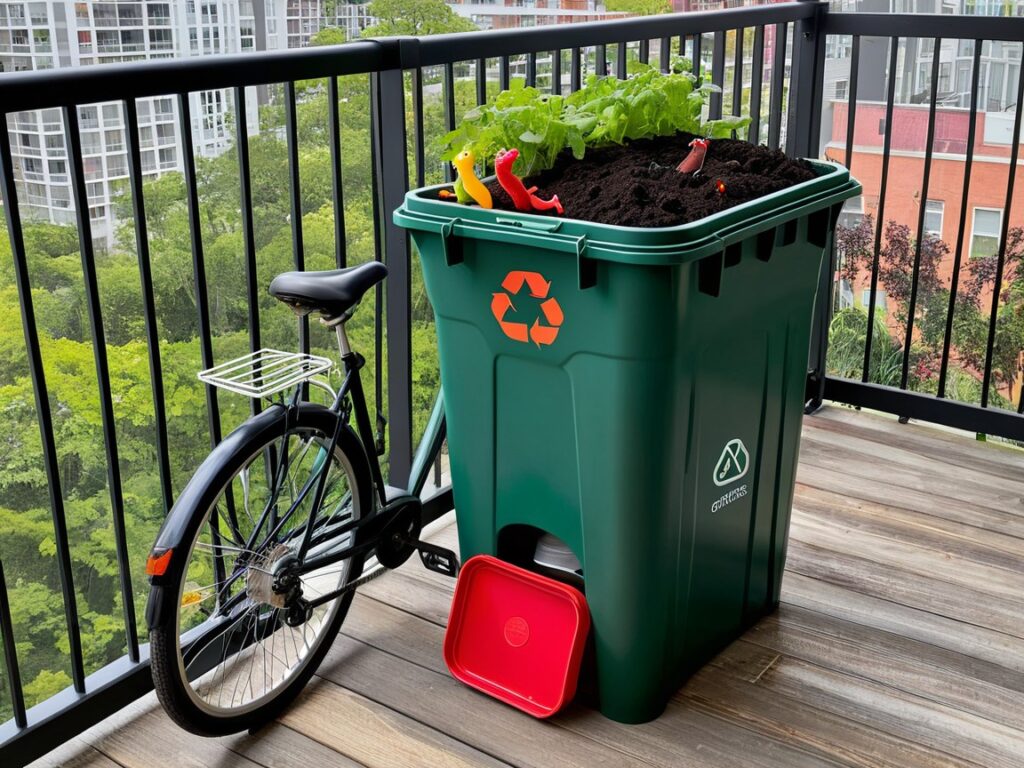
[439,58,750,176]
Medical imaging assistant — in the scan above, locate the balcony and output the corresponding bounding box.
[1,4,1023,767]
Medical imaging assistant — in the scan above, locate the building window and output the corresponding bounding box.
[862,289,887,313]
[835,79,849,101]
[971,207,1003,258]
[924,199,944,237]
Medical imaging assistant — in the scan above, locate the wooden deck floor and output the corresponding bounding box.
[33,406,1024,768]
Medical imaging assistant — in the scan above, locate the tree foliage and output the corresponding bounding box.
[361,0,477,37]
[0,3,486,724]
[831,214,1024,402]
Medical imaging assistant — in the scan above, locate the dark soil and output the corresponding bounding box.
[443,134,817,228]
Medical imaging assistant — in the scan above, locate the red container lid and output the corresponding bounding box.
[443,554,590,718]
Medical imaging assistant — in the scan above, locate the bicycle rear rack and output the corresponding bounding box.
[197,349,334,399]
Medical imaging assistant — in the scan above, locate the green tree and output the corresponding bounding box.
[605,0,671,15]
[362,0,477,37]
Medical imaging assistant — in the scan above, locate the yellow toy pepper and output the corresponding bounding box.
[452,149,492,209]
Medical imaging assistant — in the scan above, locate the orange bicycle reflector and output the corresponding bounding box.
[146,549,173,576]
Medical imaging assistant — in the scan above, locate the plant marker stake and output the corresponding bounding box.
[495,148,564,214]
[452,149,493,208]
[677,138,709,174]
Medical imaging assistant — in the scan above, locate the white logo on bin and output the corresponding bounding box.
[713,438,750,487]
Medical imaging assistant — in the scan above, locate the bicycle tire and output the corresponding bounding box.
[149,404,372,736]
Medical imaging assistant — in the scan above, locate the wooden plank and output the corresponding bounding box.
[794,483,1024,562]
[806,409,1024,484]
[811,406,1024,475]
[342,589,845,768]
[788,512,1024,606]
[785,539,1024,639]
[223,720,364,768]
[680,644,983,768]
[795,462,1024,541]
[281,678,512,768]
[781,572,1024,674]
[802,417,1024,497]
[715,640,1024,768]
[798,433,1024,511]
[319,633,656,768]
[26,738,120,768]
[746,606,1024,731]
[84,697,269,768]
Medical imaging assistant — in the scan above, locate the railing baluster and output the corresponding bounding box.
[476,58,487,104]
[571,47,582,90]
[177,93,227,591]
[371,69,413,486]
[234,86,265,443]
[692,33,702,79]
[0,119,85,695]
[639,39,649,66]
[981,49,1024,409]
[552,49,562,95]
[616,41,627,80]
[901,39,942,391]
[63,104,138,664]
[327,77,348,268]
[444,62,456,182]
[768,22,787,150]
[526,52,537,88]
[500,55,510,91]
[412,67,426,189]
[748,26,765,144]
[659,37,671,73]
[732,28,744,119]
[0,561,27,728]
[284,81,308,357]
[843,36,860,170]
[939,43,982,399]
[862,38,900,382]
[596,43,606,77]
[124,98,174,515]
[710,31,725,119]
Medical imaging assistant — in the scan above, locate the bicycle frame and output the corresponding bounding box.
[218,321,444,612]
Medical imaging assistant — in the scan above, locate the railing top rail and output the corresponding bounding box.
[825,11,1024,42]
[0,3,821,114]
[0,39,397,112]
[411,3,821,65]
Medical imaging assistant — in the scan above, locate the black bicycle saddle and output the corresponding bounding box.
[269,262,388,319]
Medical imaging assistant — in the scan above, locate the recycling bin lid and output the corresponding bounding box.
[443,554,590,718]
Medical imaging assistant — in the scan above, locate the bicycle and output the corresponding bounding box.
[145,262,457,736]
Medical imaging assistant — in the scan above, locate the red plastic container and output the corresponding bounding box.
[443,555,591,718]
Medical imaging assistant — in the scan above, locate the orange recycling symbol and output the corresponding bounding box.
[491,270,563,347]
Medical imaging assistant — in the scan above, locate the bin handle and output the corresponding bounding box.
[397,208,596,290]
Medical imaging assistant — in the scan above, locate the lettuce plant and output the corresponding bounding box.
[439,58,750,176]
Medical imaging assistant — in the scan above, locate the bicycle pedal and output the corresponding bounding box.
[416,540,460,578]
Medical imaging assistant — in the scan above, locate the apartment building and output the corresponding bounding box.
[0,1,272,242]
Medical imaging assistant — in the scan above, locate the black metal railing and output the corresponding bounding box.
[1,2,1023,765]
[812,12,1024,441]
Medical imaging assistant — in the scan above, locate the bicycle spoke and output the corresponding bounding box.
[172,422,360,717]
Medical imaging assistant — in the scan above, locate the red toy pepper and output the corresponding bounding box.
[495,148,564,214]
[677,138,709,174]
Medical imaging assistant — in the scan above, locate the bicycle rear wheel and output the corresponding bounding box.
[149,405,371,735]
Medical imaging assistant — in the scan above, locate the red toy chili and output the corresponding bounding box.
[676,137,709,174]
[495,148,564,214]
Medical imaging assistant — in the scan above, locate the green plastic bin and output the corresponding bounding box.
[395,160,860,723]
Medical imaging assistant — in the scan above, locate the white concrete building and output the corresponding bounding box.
[0,1,268,240]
